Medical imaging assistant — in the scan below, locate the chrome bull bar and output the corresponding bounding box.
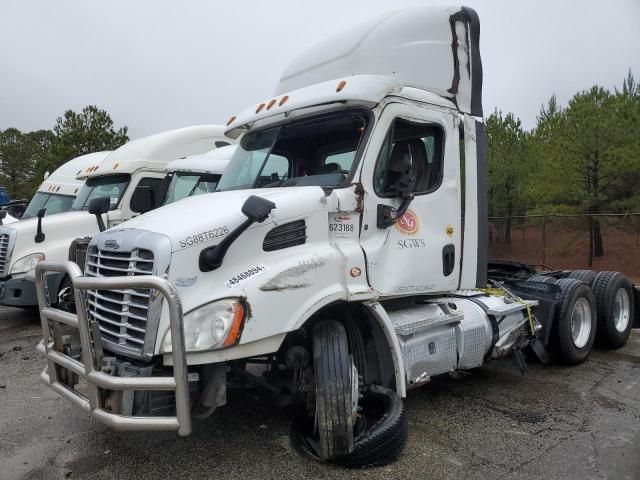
[35,260,191,436]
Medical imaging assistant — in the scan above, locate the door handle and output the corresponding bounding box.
[442,244,455,276]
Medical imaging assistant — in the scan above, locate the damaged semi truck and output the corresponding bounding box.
[35,5,638,468]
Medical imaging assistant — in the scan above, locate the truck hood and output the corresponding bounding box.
[1,211,99,268]
[107,187,330,253]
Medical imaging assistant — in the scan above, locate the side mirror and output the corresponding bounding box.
[88,196,110,232]
[200,195,276,272]
[35,208,46,243]
[131,186,153,214]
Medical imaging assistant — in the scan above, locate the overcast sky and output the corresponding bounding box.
[1,0,639,139]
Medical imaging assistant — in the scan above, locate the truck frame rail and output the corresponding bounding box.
[35,260,191,436]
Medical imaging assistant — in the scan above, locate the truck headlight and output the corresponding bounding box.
[161,299,245,353]
[10,253,45,275]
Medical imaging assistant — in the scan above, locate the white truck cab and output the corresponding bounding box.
[0,125,229,308]
[35,6,638,468]
[0,151,111,225]
[162,145,235,206]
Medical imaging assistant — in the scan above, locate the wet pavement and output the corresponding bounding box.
[1,306,638,480]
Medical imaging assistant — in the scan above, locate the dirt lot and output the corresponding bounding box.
[489,221,640,281]
[1,307,639,480]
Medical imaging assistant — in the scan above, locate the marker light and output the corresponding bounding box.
[227,116,236,126]
[279,95,289,106]
[266,99,276,110]
[336,80,347,92]
[255,103,266,113]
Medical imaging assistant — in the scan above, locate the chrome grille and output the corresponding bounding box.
[85,246,154,357]
[0,234,9,275]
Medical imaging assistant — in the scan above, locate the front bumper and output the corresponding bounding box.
[0,272,62,307]
[35,261,192,436]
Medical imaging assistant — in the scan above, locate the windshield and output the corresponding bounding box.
[162,172,222,205]
[70,174,130,211]
[22,192,75,219]
[217,111,368,191]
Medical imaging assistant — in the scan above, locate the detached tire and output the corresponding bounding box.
[592,271,634,349]
[291,385,408,468]
[552,278,597,365]
[333,385,407,468]
[567,269,597,285]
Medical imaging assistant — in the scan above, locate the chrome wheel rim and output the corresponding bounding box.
[570,297,592,349]
[613,288,631,333]
[350,359,359,424]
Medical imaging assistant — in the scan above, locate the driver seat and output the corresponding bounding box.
[384,138,429,192]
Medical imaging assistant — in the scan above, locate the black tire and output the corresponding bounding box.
[56,276,76,313]
[551,278,597,365]
[313,321,354,460]
[592,271,634,349]
[567,269,597,285]
[333,385,408,468]
[291,385,408,468]
[529,275,557,284]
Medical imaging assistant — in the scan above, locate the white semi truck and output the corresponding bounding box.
[21,151,112,220]
[0,151,111,225]
[0,125,230,308]
[35,6,638,468]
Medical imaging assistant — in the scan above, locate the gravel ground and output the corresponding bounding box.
[1,307,638,480]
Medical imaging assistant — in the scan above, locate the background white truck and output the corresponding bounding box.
[36,5,638,468]
[0,151,111,225]
[0,125,230,308]
[20,151,112,220]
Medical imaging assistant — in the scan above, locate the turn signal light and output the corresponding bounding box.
[223,303,245,348]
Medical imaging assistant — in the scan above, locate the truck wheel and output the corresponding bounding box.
[591,272,634,349]
[56,276,76,313]
[529,275,557,284]
[313,320,356,460]
[291,321,408,467]
[291,385,408,468]
[552,278,597,365]
[567,269,597,284]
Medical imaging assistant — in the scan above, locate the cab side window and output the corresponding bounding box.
[374,119,443,196]
[130,177,167,212]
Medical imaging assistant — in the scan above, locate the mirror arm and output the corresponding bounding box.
[376,194,415,229]
[94,213,106,232]
[395,194,415,220]
[199,195,276,272]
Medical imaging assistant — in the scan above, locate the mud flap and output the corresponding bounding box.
[529,336,552,365]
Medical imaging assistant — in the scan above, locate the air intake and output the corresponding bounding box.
[263,220,306,251]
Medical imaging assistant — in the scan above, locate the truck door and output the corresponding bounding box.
[109,172,167,228]
[359,102,461,296]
